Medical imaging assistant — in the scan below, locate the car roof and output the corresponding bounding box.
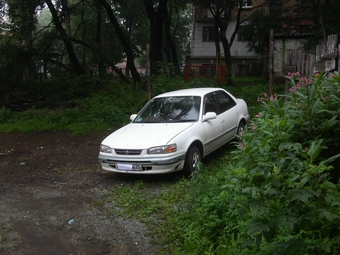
[154,87,226,98]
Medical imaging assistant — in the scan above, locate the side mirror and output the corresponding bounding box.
[203,112,217,121]
[130,114,137,121]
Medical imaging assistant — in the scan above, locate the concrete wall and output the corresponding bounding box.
[273,38,305,74]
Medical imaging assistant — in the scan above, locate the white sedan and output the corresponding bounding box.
[98,87,250,176]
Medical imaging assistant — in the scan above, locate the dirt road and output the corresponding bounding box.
[0,131,160,255]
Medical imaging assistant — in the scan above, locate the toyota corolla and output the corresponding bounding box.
[98,87,250,176]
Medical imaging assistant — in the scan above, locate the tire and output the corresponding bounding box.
[183,146,201,177]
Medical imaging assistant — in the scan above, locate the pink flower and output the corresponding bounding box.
[290,87,296,93]
[239,143,246,149]
[252,126,257,130]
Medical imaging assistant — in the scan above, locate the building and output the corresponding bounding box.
[187,1,260,76]
[187,0,320,77]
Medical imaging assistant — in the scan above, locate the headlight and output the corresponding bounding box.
[147,144,177,154]
[100,144,112,153]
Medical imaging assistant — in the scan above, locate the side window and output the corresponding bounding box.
[204,95,218,114]
[215,91,236,113]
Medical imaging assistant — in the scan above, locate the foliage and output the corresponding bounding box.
[322,0,340,37]
[242,10,281,56]
[151,63,233,96]
[0,0,192,83]
[0,78,147,134]
[0,74,274,135]
[176,72,340,254]
[244,0,340,54]
[227,76,285,118]
[11,75,96,102]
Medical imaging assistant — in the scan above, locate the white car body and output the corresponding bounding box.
[98,87,250,175]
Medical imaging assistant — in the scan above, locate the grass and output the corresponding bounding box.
[106,176,191,253]
[104,144,237,254]
[0,223,20,251]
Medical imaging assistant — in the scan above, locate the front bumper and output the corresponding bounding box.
[98,153,186,174]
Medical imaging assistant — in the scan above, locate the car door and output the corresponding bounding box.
[215,91,239,142]
[202,93,224,154]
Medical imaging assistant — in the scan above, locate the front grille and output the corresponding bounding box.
[106,159,152,164]
[114,149,142,155]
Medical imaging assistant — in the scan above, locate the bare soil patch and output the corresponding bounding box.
[0,131,160,255]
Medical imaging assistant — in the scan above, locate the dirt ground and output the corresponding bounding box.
[0,130,162,255]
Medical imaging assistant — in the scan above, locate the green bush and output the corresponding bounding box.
[178,72,340,254]
[12,75,95,102]
[2,74,270,134]
[0,79,151,134]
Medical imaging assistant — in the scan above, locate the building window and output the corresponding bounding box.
[237,26,247,42]
[241,0,252,8]
[203,27,215,42]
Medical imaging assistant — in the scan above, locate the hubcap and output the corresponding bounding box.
[238,125,244,136]
[192,152,200,171]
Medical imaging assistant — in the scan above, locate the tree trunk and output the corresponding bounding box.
[95,2,106,80]
[61,0,72,37]
[164,7,180,76]
[45,0,85,76]
[214,20,221,57]
[143,0,168,76]
[98,0,140,84]
[220,28,234,86]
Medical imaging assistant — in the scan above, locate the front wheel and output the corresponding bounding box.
[183,146,201,177]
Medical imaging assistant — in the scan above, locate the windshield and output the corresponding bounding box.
[133,96,201,123]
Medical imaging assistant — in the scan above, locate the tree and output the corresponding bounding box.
[142,0,168,76]
[164,2,181,75]
[191,0,267,85]
[2,0,44,79]
[163,0,192,76]
[244,0,340,61]
[0,0,190,84]
[98,0,142,84]
[45,0,86,76]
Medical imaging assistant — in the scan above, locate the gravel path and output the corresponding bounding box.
[0,131,160,255]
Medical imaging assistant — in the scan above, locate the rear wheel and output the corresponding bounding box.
[236,122,245,138]
[183,146,201,177]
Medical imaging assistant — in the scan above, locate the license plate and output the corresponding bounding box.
[117,163,142,171]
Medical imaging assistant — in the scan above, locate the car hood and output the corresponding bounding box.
[102,123,194,149]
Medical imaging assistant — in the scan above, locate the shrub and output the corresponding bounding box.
[178,72,340,254]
